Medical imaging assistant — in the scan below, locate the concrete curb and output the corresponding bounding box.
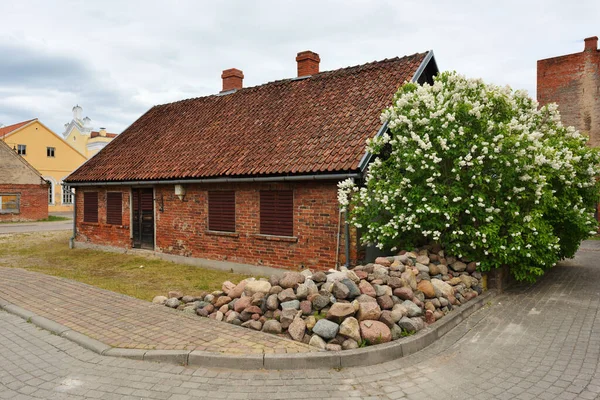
[0,290,495,370]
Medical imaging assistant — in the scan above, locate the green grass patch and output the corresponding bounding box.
[0,231,251,301]
[588,235,600,241]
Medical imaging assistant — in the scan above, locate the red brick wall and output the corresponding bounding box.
[75,181,358,271]
[75,187,132,248]
[0,184,48,222]
[537,41,600,147]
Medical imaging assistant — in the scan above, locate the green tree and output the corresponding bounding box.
[339,72,600,281]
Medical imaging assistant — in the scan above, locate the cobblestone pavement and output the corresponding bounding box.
[1,242,600,399]
[0,267,313,354]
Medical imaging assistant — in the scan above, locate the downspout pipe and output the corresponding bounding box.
[344,210,351,268]
[69,188,77,249]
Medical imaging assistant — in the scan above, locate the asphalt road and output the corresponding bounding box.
[0,220,72,234]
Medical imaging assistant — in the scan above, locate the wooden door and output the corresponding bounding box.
[132,188,154,249]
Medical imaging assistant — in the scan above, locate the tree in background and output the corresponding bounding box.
[339,72,600,282]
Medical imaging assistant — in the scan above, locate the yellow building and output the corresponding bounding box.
[1,119,88,212]
[0,106,118,213]
[62,105,118,158]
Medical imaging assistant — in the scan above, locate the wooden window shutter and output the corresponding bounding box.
[208,191,235,232]
[260,190,293,236]
[83,192,98,223]
[106,192,123,225]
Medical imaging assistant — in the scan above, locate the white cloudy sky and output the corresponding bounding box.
[0,0,597,134]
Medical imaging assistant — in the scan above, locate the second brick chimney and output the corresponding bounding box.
[584,36,598,52]
[221,68,244,92]
[296,51,320,77]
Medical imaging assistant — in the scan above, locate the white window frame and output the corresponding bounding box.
[60,179,74,205]
[44,177,56,205]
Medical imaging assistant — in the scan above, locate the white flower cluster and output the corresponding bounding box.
[340,71,600,281]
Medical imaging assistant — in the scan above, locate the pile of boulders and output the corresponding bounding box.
[153,245,484,351]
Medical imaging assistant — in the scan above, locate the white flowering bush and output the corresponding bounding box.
[339,72,600,282]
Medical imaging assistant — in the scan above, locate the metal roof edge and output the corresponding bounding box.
[411,50,435,83]
[65,172,362,187]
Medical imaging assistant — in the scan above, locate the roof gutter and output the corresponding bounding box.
[66,172,362,187]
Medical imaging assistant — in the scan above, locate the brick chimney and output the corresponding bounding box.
[296,51,320,77]
[584,36,598,52]
[221,68,244,92]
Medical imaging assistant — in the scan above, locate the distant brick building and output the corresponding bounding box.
[538,36,600,223]
[537,36,600,147]
[65,50,439,272]
[0,140,48,222]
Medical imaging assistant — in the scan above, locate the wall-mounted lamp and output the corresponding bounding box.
[174,184,186,201]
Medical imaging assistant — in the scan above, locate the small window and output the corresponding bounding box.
[83,192,98,223]
[260,190,293,237]
[0,194,20,214]
[47,147,55,157]
[106,192,122,225]
[208,191,235,232]
[48,183,54,205]
[62,184,73,205]
[17,144,26,155]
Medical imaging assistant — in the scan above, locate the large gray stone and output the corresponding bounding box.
[340,278,361,298]
[402,300,422,317]
[281,300,300,310]
[165,298,180,308]
[312,319,339,340]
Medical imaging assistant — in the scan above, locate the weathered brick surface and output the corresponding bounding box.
[537,36,600,147]
[75,187,132,248]
[0,184,47,222]
[75,181,358,271]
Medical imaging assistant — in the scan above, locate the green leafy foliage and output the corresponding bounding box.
[339,72,600,282]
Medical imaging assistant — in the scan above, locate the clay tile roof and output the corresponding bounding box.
[90,131,119,138]
[0,119,36,137]
[67,52,430,183]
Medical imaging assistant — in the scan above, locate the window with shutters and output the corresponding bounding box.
[83,192,98,223]
[208,191,235,232]
[260,190,293,237]
[106,192,122,225]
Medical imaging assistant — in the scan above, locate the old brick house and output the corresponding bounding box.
[65,50,439,271]
[538,36,600,220]
[0,139,48,222]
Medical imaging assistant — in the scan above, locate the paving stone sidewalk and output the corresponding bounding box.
[0,267,313,355]
[2,242,600,399]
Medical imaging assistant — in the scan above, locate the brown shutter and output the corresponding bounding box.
[106,192,123,225]
[83,192,98,223]
[208,191,235,232]
[260,190,293,236]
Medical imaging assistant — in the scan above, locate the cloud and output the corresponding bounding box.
[0,0,598,135]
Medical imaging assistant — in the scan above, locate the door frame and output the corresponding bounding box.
[130,186,155,250]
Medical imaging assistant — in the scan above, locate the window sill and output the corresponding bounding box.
[205,230,239,238]
[0,211,19,215]
[253,234,298,243]
[81,222,100,226]
[107,224,129,229]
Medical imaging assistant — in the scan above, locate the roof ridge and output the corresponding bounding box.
[154,52,428,108]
